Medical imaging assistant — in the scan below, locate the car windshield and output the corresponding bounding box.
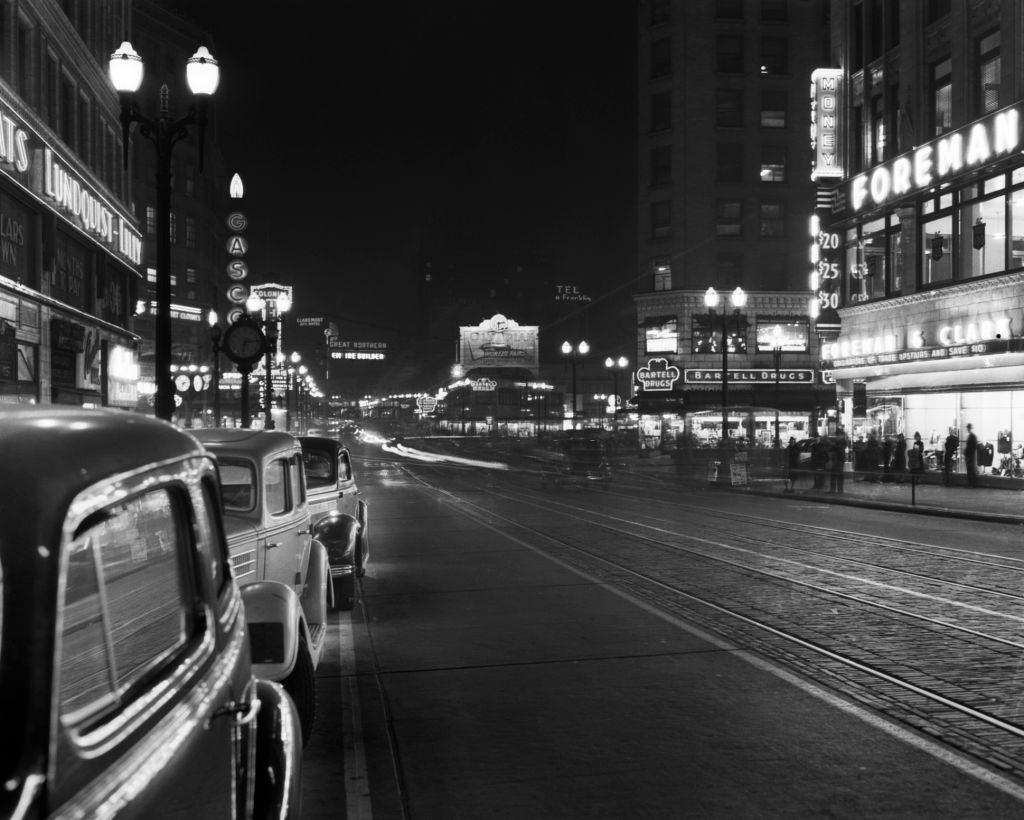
[302,449,336,489]
[218,459,256,512]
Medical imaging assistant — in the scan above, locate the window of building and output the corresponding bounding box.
[851,0,864,72]
[977,31,1000,115]
[145,205,156,236]
[761,0,787,22]
[871,95,885,164]
[717,200,742,236]
[851,104,864,172]
[60,75,74,148]
[651,200,672,239]
[650,91,671,132]
[888,220,904,293]
[650,146,671,186]
[169,212,177,244]
[849,218,889,303]
[716,35,744,74]
[184,163,195,197]
[868,0,883,60]
[652,257,672,290]
[651,37,671,78]
[716,252,744,289]
[960,192,1006,279]
[759,145,786,182]
[185,216,196,249]
[77,94,89,162]
[717,143,744,183]
[650,0,671,25]
[715,0,743,19]
[760,201,784,236]
[760,90,786,127]
[16,17,32,103]
[886,0,900,48]
[146,267,156,284]
[185,266,197,284]
[927,0,950,24]
[932,58,952,136]
[46,53,58,129]
[760,36,788,75]
[0,3,8,76]
[715,89,743,127]
[921,212,954,285]
[645,317,678,353]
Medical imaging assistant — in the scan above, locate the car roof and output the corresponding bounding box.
[192,427,300,459]
[298,435,348,456]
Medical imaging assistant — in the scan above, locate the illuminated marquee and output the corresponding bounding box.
[636,358,680,392]
[849,104,1023,212]
[459,314,539,374]
[43,149,142,266]
[810,68,844,180]
[685,369,814,384]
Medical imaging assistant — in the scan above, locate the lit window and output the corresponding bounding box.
[760,146,786,182]
[978,31,1000,115]
[717,200,742,236]
[760,202,785,236]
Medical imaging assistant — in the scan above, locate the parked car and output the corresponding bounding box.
[193,427,334,744]
[0,408,301,818]
[299,435,370,610]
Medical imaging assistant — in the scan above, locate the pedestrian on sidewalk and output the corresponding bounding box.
[811,436,828,490]
[965,423,978,487]
[909,431,925,475]
[943,428,959,484]
[829,427,848,494]
[893,433,907,482]
[881,436,894,482]
[785,436,799,492]
[863,434,881,482]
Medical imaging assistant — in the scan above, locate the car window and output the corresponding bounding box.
[218,459,256,512]
[266,458,288,514]
[58,488,194,726]
[302,450,335,489]
[338,453,352,482]
[290,454,306,505]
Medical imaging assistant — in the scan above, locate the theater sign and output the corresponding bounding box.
[459,314,539,374]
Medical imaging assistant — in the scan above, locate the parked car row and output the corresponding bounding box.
[0,408,369,818]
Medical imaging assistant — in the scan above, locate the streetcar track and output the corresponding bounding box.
[398,462,1024,769]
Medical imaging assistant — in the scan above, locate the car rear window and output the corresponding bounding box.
[218,459,256,512]
[302,449,335,489]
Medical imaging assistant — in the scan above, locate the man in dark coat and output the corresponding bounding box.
[829,426,848,494]
[964,423,978,487]
[943,429,959,484]
[785,436,800,492]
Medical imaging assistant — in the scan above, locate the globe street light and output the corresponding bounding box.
[561,340,589,427]
[110,41,219,422]
[604,355,629,430]
[207,308,222,427]
[704,286,747,453]
[246,287,291,429]
[771,324,785,448]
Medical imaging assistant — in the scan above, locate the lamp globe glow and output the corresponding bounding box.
[186,46,220,96]
[290,351,301,364]
[704,286,720,309]
[578,340,590,355]
[605,357,614,368]
[561,341,572,355]
[245,293,264,313]
[730,286,747,309]
[276,293,292,313]
[109,41,144,93]
[617,356,629,368]
[207,308,218,327]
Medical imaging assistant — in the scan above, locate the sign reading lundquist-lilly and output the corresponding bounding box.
[459,314,538,375]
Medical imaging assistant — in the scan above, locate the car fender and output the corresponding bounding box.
[241,581,302,681]
[301,538,331,627]
[312,511,359,567]
[253,679,303,819]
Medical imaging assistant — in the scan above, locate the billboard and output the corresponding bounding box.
[459,314,539,374]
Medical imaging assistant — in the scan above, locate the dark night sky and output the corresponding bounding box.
[168,1,637,361]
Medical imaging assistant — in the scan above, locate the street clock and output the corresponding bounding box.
[222,314,267,366]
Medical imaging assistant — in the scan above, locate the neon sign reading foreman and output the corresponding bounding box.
[849,105,1022,212]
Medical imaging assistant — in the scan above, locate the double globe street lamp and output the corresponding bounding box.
[703,285,747,450]
[109,41,220,422]
[604,355,629,430]
[561,340,589,428]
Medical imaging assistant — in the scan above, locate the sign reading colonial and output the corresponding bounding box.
[459,314,538,374]
[416,395,437,413]
[470,378,497,392]
[636,358,681,392]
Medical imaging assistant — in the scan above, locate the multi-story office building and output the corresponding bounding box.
[634,0,832,448]
[0,0,143,407]
[823,0,1024,475]
[130,1,227,424]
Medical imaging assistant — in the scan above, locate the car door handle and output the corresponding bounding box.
[266,542,282,550]
[205,698,261,730]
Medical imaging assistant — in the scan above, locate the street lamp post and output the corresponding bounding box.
[604,355,629,431]
[286,352,301,431]
[109,41,219,422]
[207,308,222,427]
[561,340,590,428]
[704,286,747,451]
[771,324,784,448]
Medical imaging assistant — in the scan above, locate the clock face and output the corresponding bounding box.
[224,322,265,363]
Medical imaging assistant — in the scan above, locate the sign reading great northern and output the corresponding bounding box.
[459,314,538,374]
